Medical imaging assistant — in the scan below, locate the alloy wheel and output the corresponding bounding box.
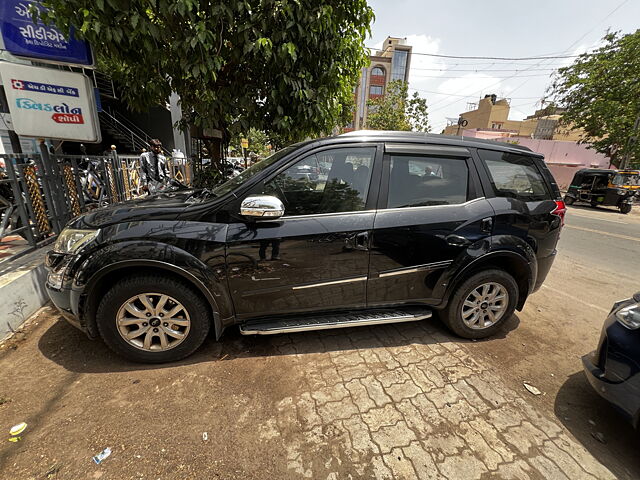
[116,293,191,351]
[461,282,509,330]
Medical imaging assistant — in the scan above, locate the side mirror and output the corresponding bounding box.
[240,195,285,219]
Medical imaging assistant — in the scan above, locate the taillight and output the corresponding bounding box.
[552,200,566,226]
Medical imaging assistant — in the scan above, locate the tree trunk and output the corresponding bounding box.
[205,137,223,173]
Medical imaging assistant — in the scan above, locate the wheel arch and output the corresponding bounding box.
[442,251,534,311]
[81,260,223,339]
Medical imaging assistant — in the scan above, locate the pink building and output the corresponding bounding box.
[460,129,611,189]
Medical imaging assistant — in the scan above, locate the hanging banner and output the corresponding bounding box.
[0,0,93,66]
[0,62,101,142]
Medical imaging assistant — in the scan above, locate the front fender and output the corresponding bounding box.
[69,223,231,339]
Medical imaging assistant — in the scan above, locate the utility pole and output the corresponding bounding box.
[621,114,640,170]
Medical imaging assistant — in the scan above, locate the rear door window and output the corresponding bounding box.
[478,149,550,201]
[386,155,469,208]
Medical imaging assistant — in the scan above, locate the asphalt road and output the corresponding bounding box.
[560,204,640,282]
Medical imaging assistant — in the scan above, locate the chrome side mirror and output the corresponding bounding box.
[240,195,285,219]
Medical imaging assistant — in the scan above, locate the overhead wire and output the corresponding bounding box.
[423,0,630,116]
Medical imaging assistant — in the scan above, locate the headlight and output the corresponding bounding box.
[53,229,99,254]
[615,302,640,330]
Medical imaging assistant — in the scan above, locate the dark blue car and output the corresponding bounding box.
[583,292,640,427]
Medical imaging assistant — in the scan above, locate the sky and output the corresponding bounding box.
[367,0,640,133]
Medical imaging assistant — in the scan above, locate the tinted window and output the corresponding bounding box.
[259,147,375,216]
[479,150,550,200]
[212,146,294,197]
[387,155,469,208]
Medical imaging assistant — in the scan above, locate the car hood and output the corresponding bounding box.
[71,190,197,228]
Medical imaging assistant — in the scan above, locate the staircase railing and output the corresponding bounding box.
[99,109,171,156]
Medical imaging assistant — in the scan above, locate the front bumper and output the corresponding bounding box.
[582,312,640,427]
[45,251,87,334]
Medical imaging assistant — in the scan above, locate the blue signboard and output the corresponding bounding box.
[1,1,93,66]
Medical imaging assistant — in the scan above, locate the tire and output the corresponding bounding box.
[96,275,211,363]
[441,269,518,339]
[563,195,575,205]
[620,203,632,214]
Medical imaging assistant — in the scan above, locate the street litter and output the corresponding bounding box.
[591,431,606,443]
[92,447,112,464]
[8,422,27,441]
[523,383,542,395]
[9,422,27,436]
[588,419,596,426]
[202,432,208,441]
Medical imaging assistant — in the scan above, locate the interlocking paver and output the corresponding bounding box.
[371,420,417,454]
[362,403,404,431]
[403,441,441,480]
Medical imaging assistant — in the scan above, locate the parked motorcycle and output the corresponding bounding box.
[78,157,109,209]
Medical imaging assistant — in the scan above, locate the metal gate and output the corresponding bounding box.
[0,148,192,262]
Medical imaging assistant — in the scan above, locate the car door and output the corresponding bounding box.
[225,144,383,320]
[367,143,494,306]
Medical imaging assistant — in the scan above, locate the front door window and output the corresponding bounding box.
[259,147,376,216]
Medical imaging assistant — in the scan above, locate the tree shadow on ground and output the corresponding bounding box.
[554,371,640,480]
[37,311,520,374]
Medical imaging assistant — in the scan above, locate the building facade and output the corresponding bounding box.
[442,95,583,142]
[346,37,412,132]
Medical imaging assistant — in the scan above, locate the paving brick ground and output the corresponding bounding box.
[259,322,615,479]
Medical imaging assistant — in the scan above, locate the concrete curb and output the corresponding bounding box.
[0,249,50,341]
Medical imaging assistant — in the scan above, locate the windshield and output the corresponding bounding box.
[211,147,295,197]
[612,173,640,186]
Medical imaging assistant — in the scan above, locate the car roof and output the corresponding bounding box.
[330,130,542,157]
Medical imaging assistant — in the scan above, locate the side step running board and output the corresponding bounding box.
[239,308,432,335]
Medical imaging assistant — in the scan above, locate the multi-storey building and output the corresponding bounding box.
[442,95,583,141]
[345,37,413,131]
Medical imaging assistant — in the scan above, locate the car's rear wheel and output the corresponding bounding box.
[563,195,575,205]
[96,275,211,363]
[442,269,518,339]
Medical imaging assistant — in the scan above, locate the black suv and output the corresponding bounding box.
[45,131,565,363]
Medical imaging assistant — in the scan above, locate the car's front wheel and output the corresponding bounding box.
[442,269,518,339]
[96,275,211,363]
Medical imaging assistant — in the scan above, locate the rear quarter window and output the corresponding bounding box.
[478,149,551,201]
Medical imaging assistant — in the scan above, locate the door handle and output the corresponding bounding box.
[355,231,369,251]
[481,217,493,234]
[446,234,471,247]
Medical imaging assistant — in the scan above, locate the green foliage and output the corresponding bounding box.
[192,163,223,189]
[365,80,430,132]
[230,128,272,157]
[38,0,374,144]
[551,31,640,167]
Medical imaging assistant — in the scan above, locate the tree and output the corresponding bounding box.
[365,80,429,132]
[551,31,640,168]
[229,128,272,157]
[37,0,374,162]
